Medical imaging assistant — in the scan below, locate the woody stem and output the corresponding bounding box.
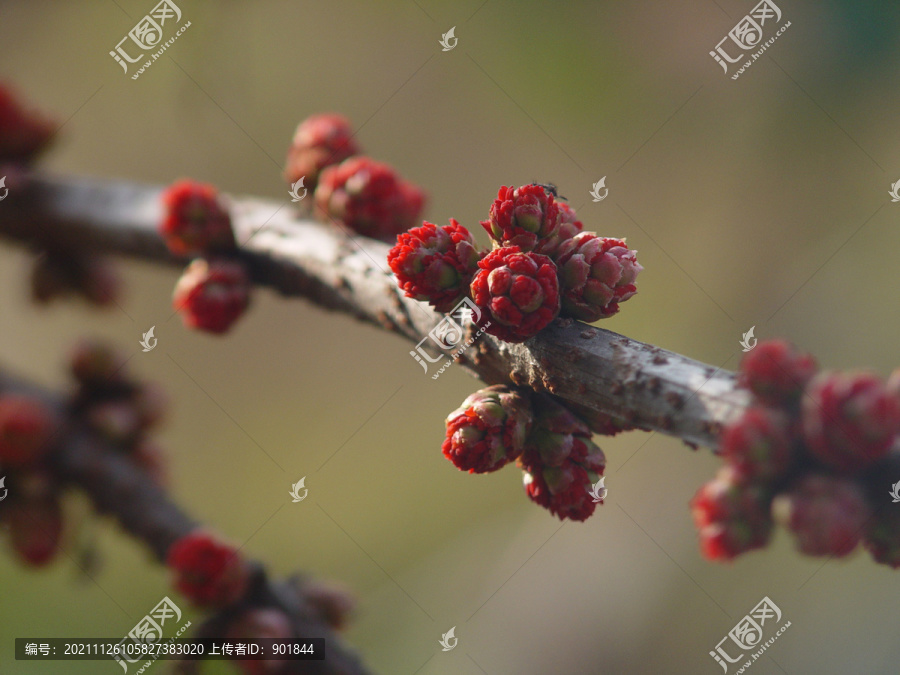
[0,172,750,447]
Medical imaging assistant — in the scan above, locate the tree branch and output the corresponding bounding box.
[0,172,750,448]
[0,369,371,675]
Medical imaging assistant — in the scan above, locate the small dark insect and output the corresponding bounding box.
[532,182,567,201]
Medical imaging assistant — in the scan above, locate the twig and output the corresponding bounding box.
[0,172,751,448]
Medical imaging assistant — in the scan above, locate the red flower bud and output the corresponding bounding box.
[739,339,818,405]
[518,397,606,521]
[801,371,900,473]
[482,184,560,252]
[772,474,871,557]
[690,467,773,561]
[470,246,560,343]
[173,258,251,334]
[720,406,795,482]
[284,113,360,190]
[160,180,235,256]
[554,233,642,322]
[442,386,533,473]
[388,219,481,313]
[522,463,595,522]
[167,530,249,608]
[315,156,425,242]
[0,395,55,467]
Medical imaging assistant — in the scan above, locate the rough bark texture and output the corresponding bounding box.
[0,371,370,675]
[0,172,751,448]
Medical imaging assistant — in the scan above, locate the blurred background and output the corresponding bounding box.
[2,0,900,673]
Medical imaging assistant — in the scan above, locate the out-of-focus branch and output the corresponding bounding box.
[0,370,371,675]
[0,173,751,448]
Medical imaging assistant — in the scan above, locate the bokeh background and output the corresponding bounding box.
[2,0,900,673]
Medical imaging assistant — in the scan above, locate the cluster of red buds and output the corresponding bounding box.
[398,185,641,519]
[69,340,169,485]
[166,530,356,674]
[442,385,626,521]
[0,392,61,566]
[389,183,642,344]
[0,84,122,309]
[284,113,426,242]
[161,180,252,334]
[166,533,272,675]
[0,339,173,568]
[692,339,900,566]
[0,336,353,674]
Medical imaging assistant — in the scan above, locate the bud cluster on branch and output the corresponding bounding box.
[0,362,369,675]
[387,179,642,520]
[1,80,897,662]
[693,340,900,566]
[285,113,425,242]
[0,86,375,674]
[389,183,643,343]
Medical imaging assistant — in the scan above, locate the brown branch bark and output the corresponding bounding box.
[0,370,371,675]
[0,172,751,448]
